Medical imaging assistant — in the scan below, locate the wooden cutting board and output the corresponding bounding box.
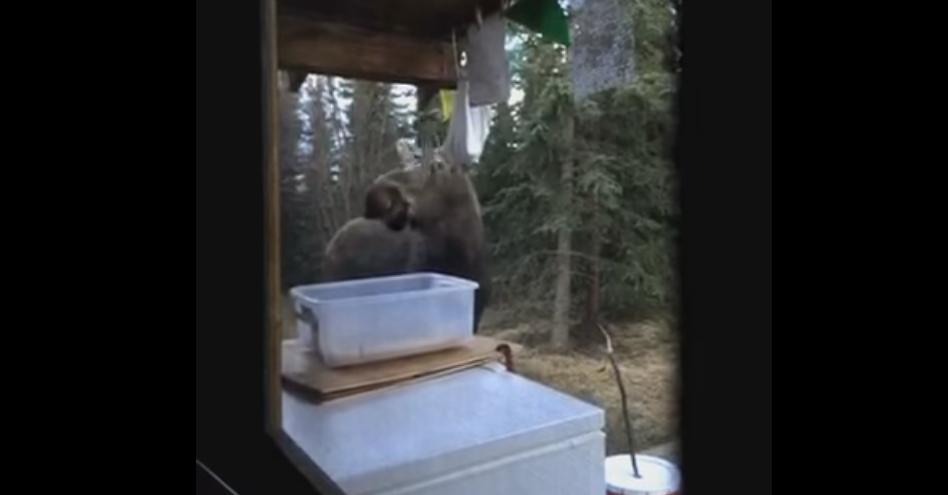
[281,336,516,402]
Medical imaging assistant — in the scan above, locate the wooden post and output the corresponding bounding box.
[264,0,283,436]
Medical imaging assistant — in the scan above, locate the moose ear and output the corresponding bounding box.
[365,183,411,232]
[363,186,387,220]
[385,206,409,231]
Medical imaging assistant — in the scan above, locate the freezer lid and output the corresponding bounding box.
[282,363,606,494]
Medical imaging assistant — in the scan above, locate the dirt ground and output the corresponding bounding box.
[281,296,679,456]
[479,308,680,456]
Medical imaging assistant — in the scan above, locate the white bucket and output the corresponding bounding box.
[605,454,681,495]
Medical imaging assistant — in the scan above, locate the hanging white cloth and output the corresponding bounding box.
[440,79,491,166]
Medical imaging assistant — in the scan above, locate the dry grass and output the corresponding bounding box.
[481,309,680,455]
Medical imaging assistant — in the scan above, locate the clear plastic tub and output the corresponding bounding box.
[290,272,478,367]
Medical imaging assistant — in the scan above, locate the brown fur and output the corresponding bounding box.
[364,182,410,231]
[322,217,426,283]
[359,160,490,330]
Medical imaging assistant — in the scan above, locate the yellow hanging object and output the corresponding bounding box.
[440,90,455,121]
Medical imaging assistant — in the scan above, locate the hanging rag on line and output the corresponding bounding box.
[465,13,510,106]
[440,79,492,166]
[440,90,455,122]
[438,11,514,166]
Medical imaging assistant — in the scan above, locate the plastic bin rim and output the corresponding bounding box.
[290,272,479,307]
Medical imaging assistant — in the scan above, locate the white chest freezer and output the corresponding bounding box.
[282,363,606,495]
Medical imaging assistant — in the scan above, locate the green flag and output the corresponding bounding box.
[506,0,571,47]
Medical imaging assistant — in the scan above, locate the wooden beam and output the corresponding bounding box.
[279,0,504,40]
[278,14,457,87]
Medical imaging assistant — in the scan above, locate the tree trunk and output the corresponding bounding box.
[585,206,602,330]
[552,116,575,350]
